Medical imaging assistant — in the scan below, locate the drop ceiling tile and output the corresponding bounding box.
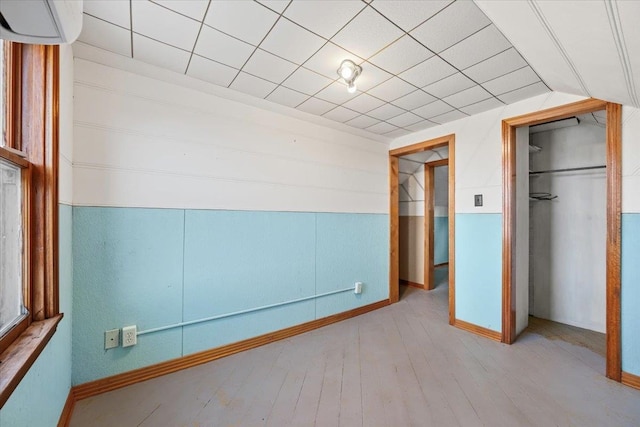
[355,62,393,92]
[284,1,365,39]
[483,66,540,96]
[261,19,326,64]
[463,48,527,84]
[459,97,504,116]
[256,1,290,14]
[322,106,361,122]
[430,110,468,124]
[297,97,337,115]
[331,7,403,59]
[83,1,130,28]
[302,42,362,79]
[387,112,423,127]
[443,85,492,108]
[410,1,490,53]
[399,56,457,88]
[367,103,405,121]
[187,55,239,87]
[77,15,132,57]
[243,50,298,84]
[282,67,333,95]
[132,34,190,74]
[391,89,436,110]
[315,82,357,105]
[152,0,209,21]
[266,86,309,108]
[367,122,398,134]
[497,82,549,104]
[385,128,412,138]
[370,0,452,32]
[367,77,416,102]
[412,100,453,119]
[406,120,438,132]
[440,25,511,70]
[230,72,277,98]
[132,1,200,51]
[423,73,475,98]
[346,115,380,129]
[194,26,254,68]
[369,35,434,75]
[205,1,278,46]
[342,93,385,114]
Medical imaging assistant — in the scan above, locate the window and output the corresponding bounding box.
[0,40,61,407]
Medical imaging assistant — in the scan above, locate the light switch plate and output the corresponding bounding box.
[474,194,483,207]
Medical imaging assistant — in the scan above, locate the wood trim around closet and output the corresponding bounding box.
[501,98,622,383]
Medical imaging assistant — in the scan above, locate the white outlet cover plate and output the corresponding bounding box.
[122,325,137,347]
[105,329,119,349]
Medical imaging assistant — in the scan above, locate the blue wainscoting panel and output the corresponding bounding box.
[455,214,502,332]
[72,207,184,384]
[182,210,316,355]
[622,214,640,376]
[0,204,73,427]
[315,213,389,318]
[434,216,449,265]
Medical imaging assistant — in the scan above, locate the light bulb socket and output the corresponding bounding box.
[347,82,357,94]
[337,59,362,93]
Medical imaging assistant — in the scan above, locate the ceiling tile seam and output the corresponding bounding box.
[478,64,532,93]
[148,0,205,23]
[255,0,292,15]
[184,0,213,75]
[369,0,455,34]
[190,53,240,73]
[496,80,548,99]
[280,1,368,41]
[526,0,590,96]
[130,32,193,54]
[604,0,639,107]
[129,0,133,57]
[82,12,130,32]
[459,46,513,77]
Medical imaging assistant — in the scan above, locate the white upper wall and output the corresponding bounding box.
[59,44,73,204]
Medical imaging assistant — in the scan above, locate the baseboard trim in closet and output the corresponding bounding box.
[454,319,502,342]
[70,299,389,403]
[621,371,640,390]
[400,279,425,289]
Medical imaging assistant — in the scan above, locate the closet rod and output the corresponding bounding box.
[529,165,606,175]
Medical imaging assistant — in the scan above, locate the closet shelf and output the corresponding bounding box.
[529,144,542,153]
[529,165,606,175]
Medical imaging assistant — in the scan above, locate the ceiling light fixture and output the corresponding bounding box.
[337,59,362,94]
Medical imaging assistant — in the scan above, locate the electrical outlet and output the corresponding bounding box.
[354,282,363,294]
[122,325,137,347]
[105,329,119,350]
[474,194,483,207]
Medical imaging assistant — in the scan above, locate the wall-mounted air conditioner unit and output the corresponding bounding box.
[0,0,83,45]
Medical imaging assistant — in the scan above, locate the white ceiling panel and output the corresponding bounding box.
[322,106,361,123]
[354,63,393,92]
[132,1,200,51]
[284,1,366,39]
[399,56,457,88]
[296,97,337,116]
[440,24,511,70]
[367,77,416,102]
[256,1,290,14]
[367,103,405,121]
[497,82,549,104]
[385,128,412,138]
[133,34,191,74]
[387,112,423,128]
[430,109,467,124]
[205,1,278,46]
[618,0,640,106]
[230,72,277,98]
[346,115,381,129]
[463,48,527,83]
[187,55,238,87]
[410,1,490,53]
[282,67,333,96]
[423,73,475,98]
[483,66,540,95]
[342,93,386,114]
[261,19,326,64]
[391,89,436,111]
[84,0,131,29]
[413,100,454,119]
[367,122,398,134]
[443,85,492,108]
[370,0,453,32]
[152,0,209,21]
[369,35,434,75]
[406,120,438,132]
[331,7,403,59]
[302,42,362,79]
[194,26,254,69]
[243,49,298,84]
[266,86,309,108]
[459,97,504,116]
[77,15,132,57]
[315,81,359,105]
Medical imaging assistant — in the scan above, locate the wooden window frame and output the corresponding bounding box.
[0,41,62,408]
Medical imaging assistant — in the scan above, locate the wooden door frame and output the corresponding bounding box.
[501,98,622,381]
[389,134,456,325]
[424,159,449,291]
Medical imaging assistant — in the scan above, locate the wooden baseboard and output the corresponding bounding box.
[621,371,640,390]
[453,319,501,342]
[57,388,76,427]
[71,299,389,402]
[400,279,424,289]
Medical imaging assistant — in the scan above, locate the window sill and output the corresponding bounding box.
[0,314,63,408]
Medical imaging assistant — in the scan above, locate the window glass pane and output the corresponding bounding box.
[0,157,24,337]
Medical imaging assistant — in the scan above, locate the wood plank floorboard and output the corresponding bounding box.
[70,283,640,427]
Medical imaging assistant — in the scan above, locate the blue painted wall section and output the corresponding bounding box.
[455,213,502,332]
[622,214,640,377]
[0,204,73,427]
[72,207,389,384]
[434,216,449,265]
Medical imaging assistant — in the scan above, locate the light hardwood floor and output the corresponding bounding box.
[70,281,640,427]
